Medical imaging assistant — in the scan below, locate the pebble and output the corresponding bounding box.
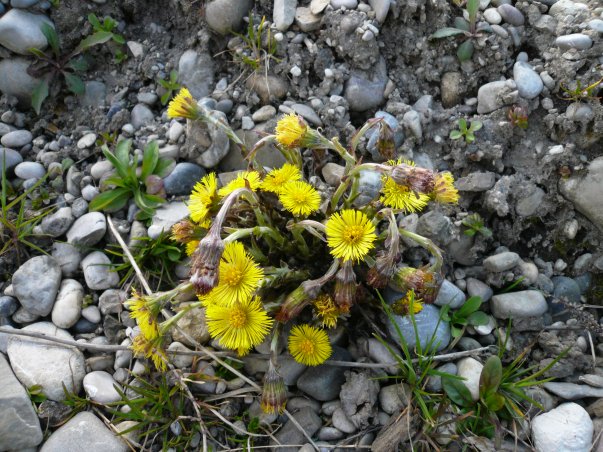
[379,383,411,414]
[172,303,211,346]
[552,276,581,304]
[252,105,277,122]
[322,162,345,186]
[426,362,457,392]
[51,242,82,277]
[163,162,205,196]
[516,186,545,217]
[332,407,356,433]
[491,290,548,319]
[466,278,493,302]
[137,92,157,106]
[205,0,251,34]
[483,251,521,272]
[311,0,330,14]
[168,122,185,143]
[456,357,483,401]
[77,133,97,149]
[130,104,154,130]
[82,251,119,290]
[579,374,603,388]
[295,7,321,32]
[369,0,390,22]
[167,341,194,369]
[51,279,83,329]
[66,212,107,247]
[90,160,114,180]
[497,4,524,25]
[81,305,101,324]
[345,59,388,112]
[40,411,128,452]
[366,111,404,161]
[513,62,543,100]
[434,280,466,309]
[483,8,502,24]
[549,0,588,17]
[318,426,344,441]
[331,0,357,8]
[99,289,125,315]
[477,80,517,114]
[147,201,189,239]
[297,347,351,401]
[0,9,53,55]
[83,371,122,404]
[12,255,61,316]
[246,73,288,104]
[0,354,43,450]
[559,157,603,231]
[82,81,107,107]
[7,322,86,401]
[0,295,18,317]
[588,19,603,34]
[352,170,382,207]
[274,0,297,31]
[290,103,322,126]
[386,304,451,352]
[403,110,422,139]
[0,148,23,171]
[531,403,593,452]
[1,130,32,148]
[81,185,99,202]
[0,58,42,103]
[555,33,593,50]
[178,50,215,99]
[270,407,322,449]
[14,161,45,180]
[441,72,464,108]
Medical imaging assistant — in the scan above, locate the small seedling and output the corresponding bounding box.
[559,76,603,102]
[157,70,181,106]
[462,213,492,238]
[450,118,482,144]
[231,15,279,72]
[507,106,528,129]
[430,0,487,62]
[87,13,127,63]
[440,296,489,339]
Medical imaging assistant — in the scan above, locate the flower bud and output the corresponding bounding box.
[367,250,395,289]
[391,266,442,304]
[275,279,321,322]
[334,261,357,313]
[376,121,395,160]
[390,164,435,195]
[260,363,287,414]
[189,229,225,295]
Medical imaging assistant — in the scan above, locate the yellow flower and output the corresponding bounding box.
[278,181,321,217]
[380,177,430,212]
[392,290,424,316]
[325,209,377,262]
[260,163,302,194]
[188,173,218,224]
[132,334,168,371]
[205,296,273,355]
[186,240,199,256]
[217,171,262,197]
[313,294,339,329]
[210,241,264,306]
[127,290,160,341]
[288,324,332,366]
[167,87,199,120]
[275,113,308,147]
[432,172,459,204]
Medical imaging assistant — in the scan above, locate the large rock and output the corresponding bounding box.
[559,157,603,231]
[345,58,388,112]
[7,322,86,401]
[385,303,451,352]
[12,255,61,316]
[40,411,128,452]
[0,354,43,450]
[531,403,593,452]
[147,201,189,239]
[0,58,44,104]
[296,346,351,401]
[178,50,215,99]
[269,407,322,452]
[0,9,52,55]
[205,0,252,35]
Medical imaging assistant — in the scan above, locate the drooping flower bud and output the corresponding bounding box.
[390,164,435,195]
[376,121,395,160]
[334,260,357,313]
[189,227,224,295]
[260,362,287,415]
[367,250,396,289]
[275,279,321,323]
[391,266,442,304]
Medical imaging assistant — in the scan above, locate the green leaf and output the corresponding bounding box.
[464,228,477,237]
[457,40,474,62]
[28,47,48,59]
[114,139,132,169]
[102,146,129,180]
[480,355,503,397]
[465,132,476,144]
[454,17,470,32]
[66,56,88,72]
[167,249,181,262]
[458,118,468,131]
[468,311,490,326]
[451,325,463,338]
[87,13,101,30]
[31,80,49,115]
[89,188,131,212]
[141,141,159,180]
[103,175,127,188]
[484,392,505,412]
[160,90,171,106]
[443,377,474,408]
[429,27,467,39]
[112,34,126,45]
[75,31,113,54]
[40,23,60,58]
[154,158,175,178]
[449,130,463,140]
[467,0,480,25]
[63,73,85,95]
[470,120,483,132]
[457,296,482,317]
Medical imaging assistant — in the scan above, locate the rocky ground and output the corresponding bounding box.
[0,0,602,450]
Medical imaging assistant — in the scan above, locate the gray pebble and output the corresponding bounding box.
[51,242,82,277]
[434,280,466,309]
[163,162,205,196]
[555,34,593,50]
[12,256,61,316]
[513,61,543,100]
[1,130,33,148]
[14,161,45,180]
[0,9,53,55]
[497,4,524,25]
[76,133,97,149]
[483,251,521,272]
[83,371,122,404]
[41,207,74,237]
[81,251,119,290]
[491,290,548,319]
[552,276,581,304]
[66,212,106,247]
[51,279,83,329]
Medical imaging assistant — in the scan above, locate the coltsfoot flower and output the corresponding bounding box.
[218,171,262,197]
[167,88,199,120]
[431,172,459,204]
[288,324,332,366]
[392,266,442,304]
[205,295,273,355]
[127,289,160,342]
[325,209,377,262]
[392,290,424,316]
[188,173,218,224]
[278,180,321,217]
[260,163,301,194]
[132,333,168,371]
[275,113,308,148]
[313,294,340,329]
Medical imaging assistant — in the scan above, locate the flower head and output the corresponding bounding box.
[205,296,273,355]
[171,219,196,243]
[380,177,430,212]
[325,209,377,262]
[288,324,332,366]
[313,294,340,329]
[167,88,199,120]
[132,333,168,371]
[431,172,459,204]
[188,173,219,224]
[278,181,321,217]
[261,363,287,414]
[391,290,424,316]
[333,260,357,313]
[275,113,308,148]
[218,171,262,198]
[392,266,443,304]
[261,163,302,194]
[390,162,435,194]
[186,240,199,257]
[127,289,160,341]
[210,241,264,306]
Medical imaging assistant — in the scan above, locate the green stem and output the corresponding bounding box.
[159,298,203,333]
[291,226,310,257]
[224,226,285,246]
[397,228,444,272]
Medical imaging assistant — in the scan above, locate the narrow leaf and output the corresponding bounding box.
[63,73,85,95]
[31,80,49,115]
[430,27,467,39]
[89,188,131,212]
[40,23,60,58]
[154,158,175,178]
[467,0,480,24]
[141,141,159,180]
[114,139,132,169]
[75,31,113,54]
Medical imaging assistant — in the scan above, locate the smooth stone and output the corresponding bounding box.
[552,276,581,304]
[456,172,496,192]
[457,357,483,401]
[167,341,194,369]
[579,374,603,388]
[147,201,189,239]
[83,371,122,404]
[12,255,61,316]
[322,162,345,186]
[77,133,97,149]
[311,0,330,14]
[0,354,43,450]
[81,251,119,290]
[52,242,82,277]
[177,50,215,99]
[81,305,101,324]
[532,403,593,452]
[379,383,411,414]
[251,105,277,122]
[290,103,322,126]
[296,347,351,401]
[483,251,521,272]
[434,280,466,309]
[559,157,603,231]
[1,130,33,148]
[549,0,588,17]
[14,161,44,181]
[345,71,387,112]
[0,296,18,317]
[205,0,251,34]
[497,4,524,25]
[66,212,107,247]
[331,0,357,8]
[168,121,184,142]
[295,7,321,32]
[555,34,592,50]
[544,382,603,399]
[513,62,543,100]
[0,58,43,103]
[352,170,382,207]
[318,426,344,441]
[137,92,157,106]
[73,317,98,334]
[477,79,517,114]
[172,304,211,346]
[41,207,74,237]
[40,411,128,452]
[163,162,205,196]
[441,71,464,108]
[491,290,548,319]
[11,0,40,6]
[426,362,457,392]
[270,407,322,450]
[516,186,545,217]
[483,8,502,24]
[99,289,125,315]
[12,306,39,323]
[7,322,86,401]
[130,104,154,130]
[274,0,298,31]
[368,0,390,22]
[82,81,106,107]
[246,73,288,104]
[0,147,23,171]
[385,304,451,352]
[588,19,603,33]
[51,279,83,329]
[0,9,53,55]
[185,110,231,168]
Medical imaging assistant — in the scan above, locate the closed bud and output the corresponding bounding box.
[367,251,395,289]
[334,261,357,313]
[390,164,435,194]
[376,121,395,160]
[275,279,321,322]
[260,363,287,414]
[189,229,224,295]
